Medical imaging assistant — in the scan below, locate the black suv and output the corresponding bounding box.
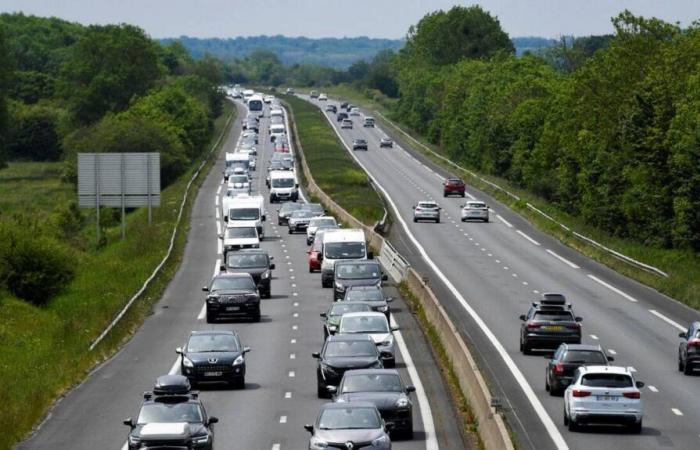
[336,112,349,122]
[545,343,613,395]
[177,330,251,389]
[221,249,275,298]
[519,293,582,354]
[333,260,387,301]
[123,375,217,449]
[678,321,700,375]
[203,273,260,322]
[352,139,368,151]
[313,334,384,398]
[342,285,393,319]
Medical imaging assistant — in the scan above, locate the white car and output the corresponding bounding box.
[318,93,328,101]
[564,366,644,433]
[349,107,360,116]
[341,119,353,129]
[264,95,275,104]
[337,312,397,367]
[306,216,338,245]
[220,224,260,258]
[460,201,489,222]
[413,201,440,223]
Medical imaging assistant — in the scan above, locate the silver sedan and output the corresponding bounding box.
[461,200,489,222]
[413,201,441,223]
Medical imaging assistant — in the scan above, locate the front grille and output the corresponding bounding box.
[195,364,232,373]
[380,409,411,421]
[219,295,248,304]
[327,442,372,449]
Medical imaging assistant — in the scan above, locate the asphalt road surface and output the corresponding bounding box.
[302,95,700,450]
[18,99,466,450]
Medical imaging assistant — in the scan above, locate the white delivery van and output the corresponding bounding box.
[270,108,284,119]
[269,124,286,142]
[223,194,265,238]
[268,170,298,203]
[320,229,370,287]
[220,223,260,258]
[247,94,264,117]
[227,153,250,174]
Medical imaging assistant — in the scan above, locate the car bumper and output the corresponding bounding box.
[570,410,643,425]
[444,189,465,196]
[207,303,260,318]
[380,408,412,431]
[525,334,580,348]
[290,223,309,231]
[462,212,489,220]
[183,364,246,383]
[414,213,439,220]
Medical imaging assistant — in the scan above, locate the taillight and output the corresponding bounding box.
[688,339,700,348]
[527,323,541,331]
[572,389,591,397]
[623,391,641,399]
[553,363,565,375]
[568,323,581,330]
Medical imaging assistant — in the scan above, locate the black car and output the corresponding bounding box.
[545,343,613,395]
[304,402,392,450]
[313,334,384,398]
[336,112,349,122]
[277,202,303,225]
[331,369,415,438]
[340,101,349,109]
[352,139,368,151]
[678,321,700,375]
[177,330,251,388]
[321,301,373,339]
[343,285,393,319]
[326,104,338,113]
[203,273,260,322]
[333,260,387,301]
[519,293,582,354]
[124,375,217,450]
[221,249,275,298]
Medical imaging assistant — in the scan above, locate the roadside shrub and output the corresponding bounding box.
[7,102,64,161]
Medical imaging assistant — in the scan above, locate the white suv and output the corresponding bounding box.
[564,366,644,433]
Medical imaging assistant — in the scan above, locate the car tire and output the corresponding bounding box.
[678,356,684,372]
[484,218,489,223]
[435,218,440,223]
[278,220,282,226]
[443,193,447,197]
[252,311,261,323]
[232,377,245,390]
[630,419,642,434]
[384,358,396,368]
[317,384,327,399]
[684,360,693,375]
[563,408,569,426]
[413,218,417,223]
[401,423,414,440]
[309,266,314,273]
[545,378,550,392]
[322,280,331,288]
[568,416,578,432]
[264,290,271,299]
[288,228,293,234]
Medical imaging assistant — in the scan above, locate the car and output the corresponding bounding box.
[333,260,387,302]
[338,312,397,367]
[221,249,275,298]
[461,200,489,222]
[319,93,328,101]
[519,293,582,354]
[325,104,337,113]
[177,331,250,389]
[412,201,441,223]
[340,101,349,110]
[349,107,361,116]
[337,112,349,122]
[363,117,375,127]
[288,209,319,234]
[123,375,217,450]
[203,272,261,322]
[306,216,338,245]
[313,334,384,398]
[564,366,644,433]
[380,137,393,148]
[304,402,392,450]
[331,369,415,438]
[342,285,393,319]
[307,229,327,273]
[545,344,613,396]
[321,302,373,339]
[220,224,259,258]
[264,95,274,104]
[301,202,325,216]
[274,140,290,153]
[443,178,466,197]
[352,139,368,151]
[310,90,319,98]
[678,321,700,375]
[341,119,353,129]
[277,202,304,225]
[345,104,355,111]
[286,87,295,94]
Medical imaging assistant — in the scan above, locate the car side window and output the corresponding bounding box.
[527,307,536,319]
[554,347,564,361]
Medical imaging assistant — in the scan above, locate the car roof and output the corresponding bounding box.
[329,301,373,310]
[577,365,632,375]
[336,260,379,266]
[320,401,378,411]
[341,311,387,319]
[327,333,374,342]
[342,368,400,376]
[418,201,438,206]
[213,272,253,280]
[466,200,485,204]
[189,330,235,337]
[560,343,604,352]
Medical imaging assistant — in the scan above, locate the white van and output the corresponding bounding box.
[270,108,284,119]
[223,194,265,238]
[269,124,286,142]
[268,170,298,203]
[247,94,264,117]
[226,153,250,174]
[320,229,369,287]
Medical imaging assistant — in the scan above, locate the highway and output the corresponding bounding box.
[17,99,466,450]
[302,95,700,450]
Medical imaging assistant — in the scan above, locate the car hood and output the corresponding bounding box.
[337,392,406,409]
[336,278,381,288]
[186,350,242,365]
[132,423,208,440]
[313,428,385,445]
[324,356,380,369]
[224,237,259,245]
[225,267,267,277]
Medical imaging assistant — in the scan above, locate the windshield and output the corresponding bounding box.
[344,289,384,302]
[341,374,403,393]
[230,175,248,184]
[533,310,575,321]
[137,403,203,424]
[468,202,486,209]
[248,99,263,111]
[310,218,336,228]
[330,303,370,316]
[225,227,257,239]
[324,242,366,259]
[210,276,255,291]
[340,316,389,334]
[271,178,295,188]
[324,340,378,358]
[337,263,380,280]
[229,208,259,221]
[291,210,315,219]
[280,203,303,214]
[563,351,607,364]
[581,374,633,388]
[227,253,267,268]
[187,334,239,353]
[318,407,381,430]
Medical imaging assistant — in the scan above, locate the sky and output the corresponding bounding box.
[1,0,699,39]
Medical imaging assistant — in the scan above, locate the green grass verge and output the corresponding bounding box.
[326,86,700,312]
[281,94,384,226]
[0,101,235,449]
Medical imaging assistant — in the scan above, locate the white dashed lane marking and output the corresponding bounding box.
[545,249,580,269]
[587,275,638,303]
[516,229,541,246]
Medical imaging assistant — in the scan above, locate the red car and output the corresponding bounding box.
[275,141,290,153]
[307,239,323,272]
[443,178,466,197]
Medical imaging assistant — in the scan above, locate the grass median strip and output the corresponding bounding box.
[0,102,235,449]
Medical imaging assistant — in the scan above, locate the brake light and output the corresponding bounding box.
[572,389,591,397]
[568,323,581,330]
[623,391,641,399]
[688,339,700,348]
[553,363,565,375]
[527,323,541,331]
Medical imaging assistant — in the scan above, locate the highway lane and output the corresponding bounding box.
[18,98,464,450]
[302,95,700,450]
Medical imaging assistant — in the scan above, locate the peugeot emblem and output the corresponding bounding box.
[345,442,354,450]
[208,358,218,364]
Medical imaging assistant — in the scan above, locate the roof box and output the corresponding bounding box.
[153,375,191,395]
[540,293,567,305]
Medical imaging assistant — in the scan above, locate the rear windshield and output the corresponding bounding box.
[225,227,257,239]
[563,351,607,364]
[344,289,384,302]
[340,315,389,334]
[468,203,486,209]
[341,373,403,393]
[226,253,268,268]
[324,340,377,358]
[581,374,633,388]
[418,203,438,209]
[533,310,574,321]
[336,263,381,280]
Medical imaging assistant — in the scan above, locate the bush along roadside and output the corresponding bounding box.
[0,101,235,449]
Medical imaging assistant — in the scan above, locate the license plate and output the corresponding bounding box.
[543,325,564,331]
[204,372,222,377]
[596,395,618,401]
[226,306,240,311]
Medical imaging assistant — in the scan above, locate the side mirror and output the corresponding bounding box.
[304,424,314,434]
[391,326,400,332]
[306,249,311,254]
[312,352,321,359]
[636,381,645,389]
[175,347,183,354]
[202,286,209,292]
[220,264,226,272]
[381,274,388,281]
[224,217,228,223]
[123,418,134,428]
[270,263,276,270]
[243,346,251,353]
[218,234,224,240]
[326,386,337,394]
[328,325,338,333]
[519,314,527,321]
[607,356,615,362]
[406,385,416,393]
[679,332,687,338]
[262,215,266,222]
[208,417,219,425]
[412,206,416,209]
[320,312,327,318]
[575,317,583,322]
[295,183,299,188]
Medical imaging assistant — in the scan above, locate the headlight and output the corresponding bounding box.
[261,270,270,279]
[192,435,210,444]
[371,434,391,448]
[182,356,194,368]
[207,295,220,304]
[381,335,394,347]
[335,282,345,291]
[128,435,140,445]
[396,396,410,408]
[310,436,328,449]
[233,355,245,365]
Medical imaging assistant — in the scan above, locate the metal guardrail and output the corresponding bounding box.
[378,239,410,283]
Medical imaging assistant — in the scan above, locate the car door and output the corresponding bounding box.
[680,324,693,363]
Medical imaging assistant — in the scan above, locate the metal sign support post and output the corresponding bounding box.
[121,153,126,239]
[94,154,100,244]
[147,153,152,225]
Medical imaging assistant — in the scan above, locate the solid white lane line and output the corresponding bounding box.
[587,275,638,302]
[516,229,541,246]
[215,219,221,236]
[216,184,222,195]
[608,349,617,355]
[214,196,219,206]
[545,249,580,269]
[168,357,181,375]
[279,416,287,424]
[497,215,513,228]
[215,208,220,220]
[649,309,686,332]
[590,335,599,340]
[672,408,684,416]
[217,236,222,255]
[197,303,206,320]
[648,385,658,393]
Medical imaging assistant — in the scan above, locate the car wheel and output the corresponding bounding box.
[384,358,396,368]
[288,228,292,234]
[443,193,447,197]
[264,290,271,299]
[563,408,569,426]
[278,220,282,226]
[435,218,440,223]
[461,193,465,197]
[545,378,550,392]
[232,377,245,390]
[484,217,489,223]
[678,355,684,372]
[252,312,261,323]
[630,419,642,434]
[309,266,314,273]
[317,383,327,398]
[568,416,578,432]
[684,360,693,375]
[413,217,417,223]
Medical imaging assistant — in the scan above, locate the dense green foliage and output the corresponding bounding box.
[0,28,11,168]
